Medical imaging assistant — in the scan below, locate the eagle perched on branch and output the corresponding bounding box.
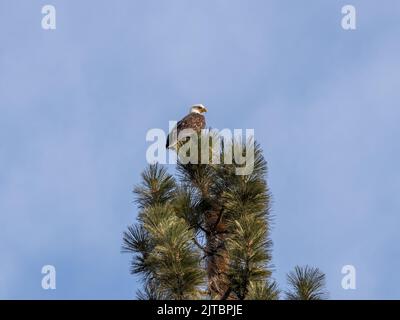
[166,104,207,149]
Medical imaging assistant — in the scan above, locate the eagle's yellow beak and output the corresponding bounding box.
[202,107,208,113]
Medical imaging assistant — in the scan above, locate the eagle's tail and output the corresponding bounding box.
[166,135,178,150]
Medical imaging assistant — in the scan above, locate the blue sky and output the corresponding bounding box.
[0,1,399,299]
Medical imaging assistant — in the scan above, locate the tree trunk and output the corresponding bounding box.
[205,208,232,299]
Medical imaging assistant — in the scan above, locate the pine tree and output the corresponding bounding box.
[122,135,328,300]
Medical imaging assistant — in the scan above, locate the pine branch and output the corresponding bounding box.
[285,266,328,300]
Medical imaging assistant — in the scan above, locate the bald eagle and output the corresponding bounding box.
[166,104,207,149]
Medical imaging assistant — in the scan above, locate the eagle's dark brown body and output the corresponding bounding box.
[166,112,206,148]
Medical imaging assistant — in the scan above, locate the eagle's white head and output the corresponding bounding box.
[190,104,207,114]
